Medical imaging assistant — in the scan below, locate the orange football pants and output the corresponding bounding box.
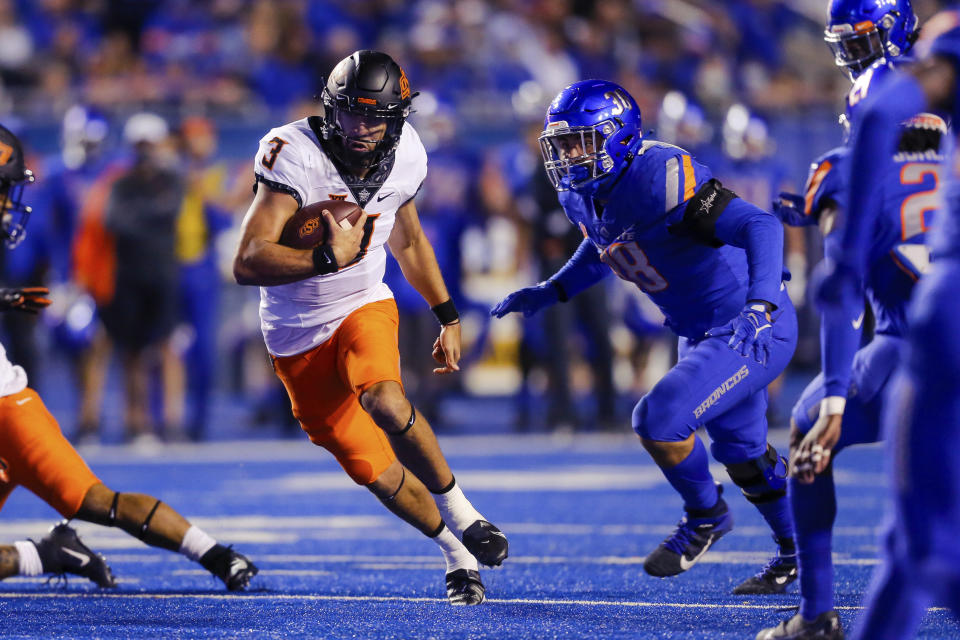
[272,299,402,485]
[0,388,101,518]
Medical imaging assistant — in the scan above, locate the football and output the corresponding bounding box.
[278,199,363,249]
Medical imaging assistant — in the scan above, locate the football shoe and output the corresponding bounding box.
[462,520,509,567]
[643,499,733,577]
[199,544,259,591]
[733,537,798,595]
[445,568,485,605]
[756,610,844,640]
[33,521,116,588]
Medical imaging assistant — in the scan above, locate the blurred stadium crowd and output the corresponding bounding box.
[0,0,949,442]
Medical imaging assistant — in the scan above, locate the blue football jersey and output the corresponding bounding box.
[833,58,944,336]
[557,140,759,338]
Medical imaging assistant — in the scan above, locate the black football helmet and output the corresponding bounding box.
[320,50,416,169]
[0,124,33,248]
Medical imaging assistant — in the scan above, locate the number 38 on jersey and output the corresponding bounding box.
[601,242,669,293]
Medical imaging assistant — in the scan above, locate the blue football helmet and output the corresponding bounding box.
[824,0,919,79]
[0,124,33,248]
[539,80,643,196]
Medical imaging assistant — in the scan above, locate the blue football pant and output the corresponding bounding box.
[633,286,798,465]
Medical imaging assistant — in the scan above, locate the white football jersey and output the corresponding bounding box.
[253,118,428,357]
[0,341,28,398]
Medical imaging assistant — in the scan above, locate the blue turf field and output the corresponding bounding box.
[1,433,958,639]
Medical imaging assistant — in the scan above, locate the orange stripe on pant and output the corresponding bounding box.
[271,299,401,485]
[0,388,101,517]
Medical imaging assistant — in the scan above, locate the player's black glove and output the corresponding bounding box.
[0,287,52,314]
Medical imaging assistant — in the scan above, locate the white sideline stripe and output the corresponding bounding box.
[103,552,881,567]
[0,591,940,612]
[0,517,884,546]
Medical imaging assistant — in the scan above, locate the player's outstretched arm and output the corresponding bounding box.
[387,199,461,373]
[491,238,608,318]
[233,186,366,286]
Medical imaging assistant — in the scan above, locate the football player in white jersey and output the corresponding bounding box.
[0,123,258,591]
[233,50,508,605]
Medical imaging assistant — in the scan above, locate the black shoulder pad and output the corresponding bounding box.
[667,178,737,248]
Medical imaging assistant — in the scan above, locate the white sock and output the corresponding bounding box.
[14,541,42,576]
[178,526,217,562]
[433,479,484,538]
[431,524,478,573]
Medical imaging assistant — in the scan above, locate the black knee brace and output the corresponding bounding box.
[724,444,788,505]
[108,493,163,540]
[387,405,417,437]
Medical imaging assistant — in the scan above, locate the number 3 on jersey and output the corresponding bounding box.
[601,242,669,293]
[261,137,287,170]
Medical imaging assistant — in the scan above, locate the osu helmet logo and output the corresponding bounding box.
[398,67,411,100]
[0,456,9,484]
[299,217,320,238]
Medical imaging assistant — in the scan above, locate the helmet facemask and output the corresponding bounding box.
[825,10,916,80]
[825,25,885,78]
[539,122,617,193]
[0,169,34,249]
[321,88,409,170]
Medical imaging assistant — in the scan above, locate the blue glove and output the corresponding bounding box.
[772,192,816,227]
[708,302,774,366]
[491,281,559,318]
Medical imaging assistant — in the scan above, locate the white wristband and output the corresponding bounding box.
[821,396,846,417]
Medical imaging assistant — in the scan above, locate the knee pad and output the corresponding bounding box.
[723,444,788,505]
[108,492,162,540]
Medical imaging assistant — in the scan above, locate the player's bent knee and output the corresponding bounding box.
[632,395,690,442]
[724,444,788,504]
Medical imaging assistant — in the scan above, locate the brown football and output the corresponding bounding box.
[278,199,363,249]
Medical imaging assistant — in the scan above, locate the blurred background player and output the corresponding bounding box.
[37,105,120,444]
[816,8,960,639]
[174,116,235,441]
[0,122,257,591]
[233,50,508,605]
[493,79,799,593]
[101,112,186,444]
[758,1,925,637]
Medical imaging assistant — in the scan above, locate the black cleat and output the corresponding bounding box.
[461,520,508,567]
[734,544,798,595]
[33,521,116,588]
[445,568,485,605]
[644,499,733,578]
[199,544,259,591]
[756,611,844,640]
